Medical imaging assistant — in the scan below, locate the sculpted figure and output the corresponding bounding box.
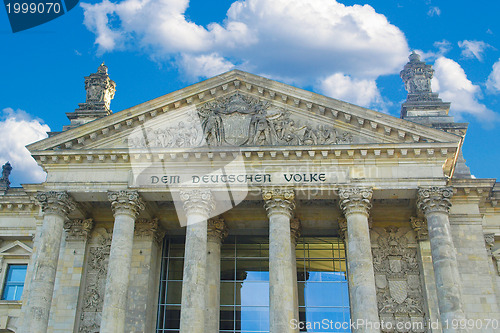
[201,108,225,146]
[246,108,273,145]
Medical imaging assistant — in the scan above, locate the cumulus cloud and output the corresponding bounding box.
[319,73,387,111]
[0,108,50,186]
[486,58,500,93]
[458,40,491,61]
[81,0,409,83]
[432,57,498,122]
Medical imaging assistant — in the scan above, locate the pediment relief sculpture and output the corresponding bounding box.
[126,93,353,149]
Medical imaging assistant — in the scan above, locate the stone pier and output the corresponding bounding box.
[339,187,380,333]
[100,191,145,333]
[263,188,298,333]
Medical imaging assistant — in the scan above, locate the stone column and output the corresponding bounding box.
[206,216,228,333]
[20,191,76,333]
[262,188,298,333]
[338,187,380,333]
[417,187,468,333]
[48,219,94,332]
[290,218,302,326]
[100,191,145,333]
[179,190,215,333]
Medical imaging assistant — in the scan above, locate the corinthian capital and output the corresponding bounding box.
[64,219,94,241]
[207,217,228,242]
[108,190,145,218]
[262,188,295,218]
[180,189,215,218]
[410,217,428,241]
[338,187,372,217]
[36,191,76,218]
[417,186,453,215]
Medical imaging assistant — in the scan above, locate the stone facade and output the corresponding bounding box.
[0,55,499,333]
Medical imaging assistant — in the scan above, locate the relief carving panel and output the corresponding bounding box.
[372,227,426,332]
[126,93,354,148]
[78,227,112,333]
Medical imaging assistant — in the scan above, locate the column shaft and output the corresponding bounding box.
[263,189,298,333]
[418,187,468,333]
[19,192,75,333]
[101,191,144,333]
[179,190,215,333]
[339,187,380,333]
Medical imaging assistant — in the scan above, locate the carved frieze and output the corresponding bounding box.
[79,228,112,333]
[372,227,425,332]
[126,93,353,149]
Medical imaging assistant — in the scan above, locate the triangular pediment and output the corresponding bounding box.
[28,70,461,155]
[0,241,32,256]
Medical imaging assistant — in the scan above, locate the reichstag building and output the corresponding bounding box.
[0,53,499,333]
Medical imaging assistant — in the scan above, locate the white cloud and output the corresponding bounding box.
[0,108,50,186]
[432,57,498,122]
[458,40,491,61]
[427,6,441,17]
[486,58,500,93]
[319,73,386,111]
[81,0,409,82]
[179,53,235,81]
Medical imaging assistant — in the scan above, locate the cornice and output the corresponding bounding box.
[27,70,461,154]
[30,142,458,167]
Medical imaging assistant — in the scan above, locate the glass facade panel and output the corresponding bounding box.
[156,235,350,333]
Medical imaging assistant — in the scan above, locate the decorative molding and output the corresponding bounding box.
[135,218,165,244]
[207,217,228,242]
[410,217,428,241]
[417,186,453,215]
[179,189,215,218]
[35,191,76,218]
[262,188,295,218]
[372,227,425,330]
[63,219,94,241]
[290,218,302,245]
[338,187,373,217]
[484,233,495,255]
[108,190,145,218]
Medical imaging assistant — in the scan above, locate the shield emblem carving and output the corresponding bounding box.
[388,278,408,304]
[221,113,253,146]
[388,256,402,273]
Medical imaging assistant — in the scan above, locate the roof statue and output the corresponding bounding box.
[63,63,116,130]
[0,161,12,192]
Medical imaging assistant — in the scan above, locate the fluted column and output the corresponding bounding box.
[100,191,145,333]
[262,188,298,333]
[206,217,228,333]
[179,190,215,333]
[417,187,468,333]
[338,187,380,333]
[20,191,76,333]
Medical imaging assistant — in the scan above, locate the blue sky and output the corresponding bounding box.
[1,0,500,185]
